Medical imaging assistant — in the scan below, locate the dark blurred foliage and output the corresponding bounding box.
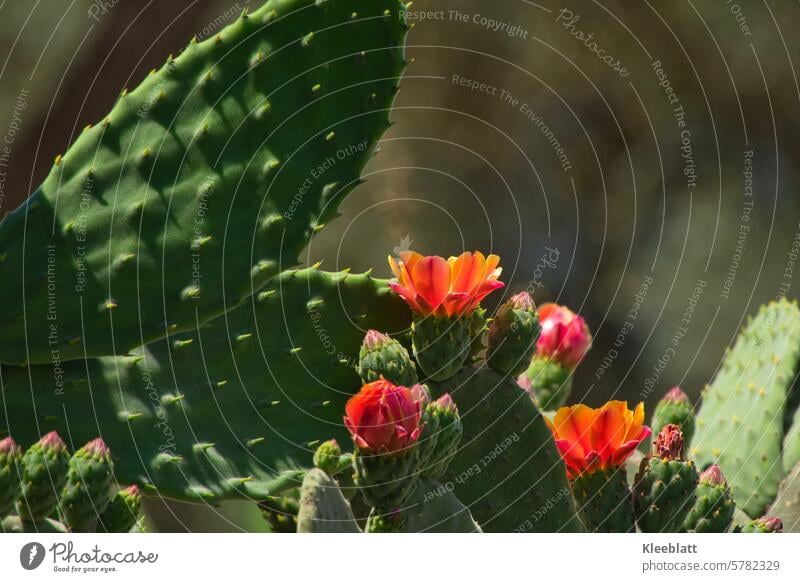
[2,0,800,529]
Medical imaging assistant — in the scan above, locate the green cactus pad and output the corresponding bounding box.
[296,468,360,533]
[769,463,800,533]
[783,406,800,473]
[0,437,22,517]
[17,432,70,521]
[633,456,698,533]
[260,489,301,533]
[412,315,471,382]
[571,467,634,532]
[402,477,481,532]
[691,299,800,517]
[98,485,143,533]
[60,438,115,531]
[1,269,410,503]
[0,0,409,365]
[431,366,583,532]
[521,357,573,411]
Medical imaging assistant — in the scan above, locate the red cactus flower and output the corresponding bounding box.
[536,303,592,368]
[344,379,422,454]
[655,424,684,460]
[546,401,651,479]
[387,251,504,317]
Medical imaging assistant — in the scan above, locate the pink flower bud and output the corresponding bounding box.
[362,329,392,351]
[662,386,690,404]
[536,303,592,369]
[508,291,535,311]
[699,464,726,486]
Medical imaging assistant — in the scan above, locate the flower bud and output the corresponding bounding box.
[17,431,70,522]
[313,439,347,476]
[487,292,541,377]
[536,303,592,369]
[358,330,418,387]
[61,438,115,531]
[652,386,695,444]
[344,380,421,454]
[99,485,143,533]
[698,464,726,487]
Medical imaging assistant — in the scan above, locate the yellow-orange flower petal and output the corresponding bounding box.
[386,250,504,317]
[547,400,651,479]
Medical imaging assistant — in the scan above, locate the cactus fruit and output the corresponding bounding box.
[358,330,418,386]
[740,516,783,533]
[634,425,699,533]
[520,357,573,411]
[691,299,800,517]
[432,366,583,532]
[17,431,70,521]
[411,315,472,381]
[98,485,143,533]
[1,269,410,502]
[0,436,22,517]
[419,394,463,480]
[296,469,360,533]
[683,465,735,533]
[60,438,115,531]
[0,0,410,366]
[652,387,695,445]
[486,292,541,376]
[571,468,634,532]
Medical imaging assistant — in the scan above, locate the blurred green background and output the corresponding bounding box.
[2,0,799,530]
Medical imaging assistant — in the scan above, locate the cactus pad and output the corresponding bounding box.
[296,468,360,533]
[431,366,583,532]
[691,299,800,517]
[0,0,409,365]
[1,269,410,503]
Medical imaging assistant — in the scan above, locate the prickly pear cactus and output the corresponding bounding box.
[296,468,360,533]
[1,269,410,502]
[783,406,800,473]
[691,299,800,517]
[0,0,409,365]
[431,366,583,532]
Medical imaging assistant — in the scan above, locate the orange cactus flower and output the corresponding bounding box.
[387,251,504,317]
[545,401,651,479]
